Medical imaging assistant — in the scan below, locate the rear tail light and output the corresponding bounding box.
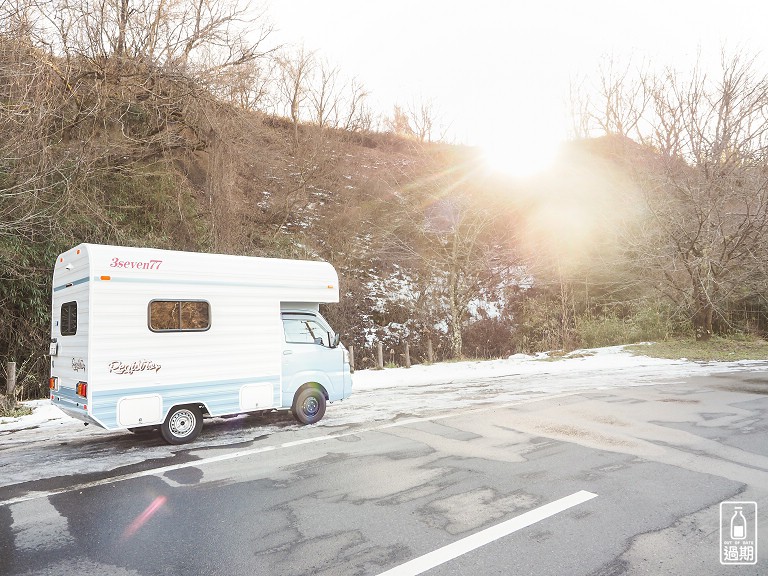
[76,381,88,397]
[49,377,59,391]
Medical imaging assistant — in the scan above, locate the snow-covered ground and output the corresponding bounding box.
[2,345,766,436]
[1,344,766,488]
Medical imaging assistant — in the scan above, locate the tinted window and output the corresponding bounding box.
[61,301,77,336]
[149,300,210,332]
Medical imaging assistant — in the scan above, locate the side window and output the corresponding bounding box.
[60,301,77,336]
[283,318,330,345]
[149,300,210,332]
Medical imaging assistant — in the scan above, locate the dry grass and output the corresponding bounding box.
[626,336,768,362]
[0,396,33,418]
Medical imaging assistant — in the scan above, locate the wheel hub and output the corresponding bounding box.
[303,396,319,415]
[169,409,195,437]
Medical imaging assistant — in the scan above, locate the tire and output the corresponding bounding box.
[292,387,326,425]
[161,405,203,444]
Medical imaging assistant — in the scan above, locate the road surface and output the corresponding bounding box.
[1,370,766,575]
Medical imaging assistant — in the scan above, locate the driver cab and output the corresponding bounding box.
[280,310,349,407]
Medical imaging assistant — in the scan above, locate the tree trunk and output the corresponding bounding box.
[449,315,462,358]
[448,250,463,359]
[448,281,463,358]
[559,278,574,350]
[116,0,129,57]
[693,290,713,341]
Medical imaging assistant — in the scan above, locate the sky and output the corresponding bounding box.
[265,0,768,175]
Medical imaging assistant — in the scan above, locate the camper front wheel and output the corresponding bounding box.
[161,405,203,444]
[292,387,326,425]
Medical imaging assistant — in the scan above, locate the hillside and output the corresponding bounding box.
[2,33,768,400]
[0,38,518,393]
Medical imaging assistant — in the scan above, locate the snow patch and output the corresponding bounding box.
[4,345,765,435]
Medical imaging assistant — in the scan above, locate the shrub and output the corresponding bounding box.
[0,396,32,418]
[575,302,682,349]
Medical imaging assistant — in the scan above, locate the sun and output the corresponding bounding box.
[480,131,563,179]
[473,108,566,179]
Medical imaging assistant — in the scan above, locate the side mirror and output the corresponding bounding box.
[329,333,340,348]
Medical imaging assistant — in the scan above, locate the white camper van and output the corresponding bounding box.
[48,244,352,444]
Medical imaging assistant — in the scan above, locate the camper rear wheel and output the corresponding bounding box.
[292,387,326,425]
[161,405,203,444]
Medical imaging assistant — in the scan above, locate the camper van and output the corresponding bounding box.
[49,244,352,444]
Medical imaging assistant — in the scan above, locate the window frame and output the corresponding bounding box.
[282,313,334,346]
[60,301,78,336]
[148,299,211,333]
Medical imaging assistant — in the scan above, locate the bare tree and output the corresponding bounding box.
[338,76,372,133]
[385,104,414,138]
[567,75,592,139]
[307,57,340,129]
[407,96,444,143]
[606,52,768,340]
[383,176,517,358]
[40,0,275,77]
[574,55,651,139]
[212,55,275,110]
[304,60,373,135]
[276,46,314,145]
[428,198,513,357]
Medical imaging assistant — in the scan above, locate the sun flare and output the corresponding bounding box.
[480,134,562,179]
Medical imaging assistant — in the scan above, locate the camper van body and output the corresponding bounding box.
[49,244,352,443]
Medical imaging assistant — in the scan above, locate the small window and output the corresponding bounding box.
[149,300,210,332]
[61,301,77,336]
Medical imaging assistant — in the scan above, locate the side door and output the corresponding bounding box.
[281,313,344,405]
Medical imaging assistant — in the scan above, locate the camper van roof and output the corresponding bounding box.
[54,243,340,303]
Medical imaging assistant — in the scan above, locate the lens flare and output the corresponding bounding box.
[123,495,167,539]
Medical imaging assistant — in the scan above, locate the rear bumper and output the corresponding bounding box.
[50,389,102,428]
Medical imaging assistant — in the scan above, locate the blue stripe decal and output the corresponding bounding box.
[53,276,90,292]
[90,375,280,429]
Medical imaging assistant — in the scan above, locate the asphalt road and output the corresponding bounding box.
[1,370,767,575]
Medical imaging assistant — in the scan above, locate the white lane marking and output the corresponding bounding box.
[375,490,598,576]
[0,391,582,507]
